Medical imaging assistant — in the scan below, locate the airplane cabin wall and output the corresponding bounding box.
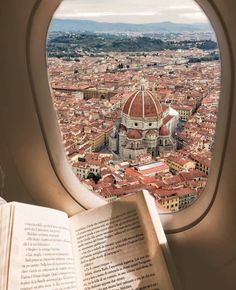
[0,0,236,289]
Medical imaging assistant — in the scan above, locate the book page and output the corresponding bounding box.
[7,203,77,290]
[0,204,14,290]
[69,191,174,290]
[0,196,7,205]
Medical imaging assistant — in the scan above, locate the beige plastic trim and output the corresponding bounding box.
[27,0,107,212]
[27,0,232,230]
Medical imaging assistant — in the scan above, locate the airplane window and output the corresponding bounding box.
[47,0,221,213]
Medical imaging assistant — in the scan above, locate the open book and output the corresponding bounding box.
[0,191,177,290]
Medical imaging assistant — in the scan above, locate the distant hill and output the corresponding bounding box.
[50,19,212,33]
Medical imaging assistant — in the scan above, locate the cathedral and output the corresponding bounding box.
[109,80,179,160]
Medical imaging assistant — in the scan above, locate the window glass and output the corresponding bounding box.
[47,0,221,212]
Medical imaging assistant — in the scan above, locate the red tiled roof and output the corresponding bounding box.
[160,126,170,136]
[127,129,142,140]
[122,90,162,119]
[163,115,174,125]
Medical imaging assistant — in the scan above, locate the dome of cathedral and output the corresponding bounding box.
[122,89,162,119]
[127,129,142,139]
[160,126,170,136]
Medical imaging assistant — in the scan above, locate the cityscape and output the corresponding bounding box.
[47,13,220,213]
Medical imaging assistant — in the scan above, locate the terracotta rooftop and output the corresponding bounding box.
[122,90,162,119]
[127,129,142,140]
[160,126,170,136]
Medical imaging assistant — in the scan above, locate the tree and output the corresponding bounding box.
[87,172,101,184]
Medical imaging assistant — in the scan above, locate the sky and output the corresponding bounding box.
[54,0,209,24]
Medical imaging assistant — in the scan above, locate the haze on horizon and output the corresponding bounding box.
[54,0,209,24]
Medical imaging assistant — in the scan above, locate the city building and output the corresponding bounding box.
[109,79,179,160]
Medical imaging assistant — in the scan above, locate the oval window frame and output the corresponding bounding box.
[27,0,233,232]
